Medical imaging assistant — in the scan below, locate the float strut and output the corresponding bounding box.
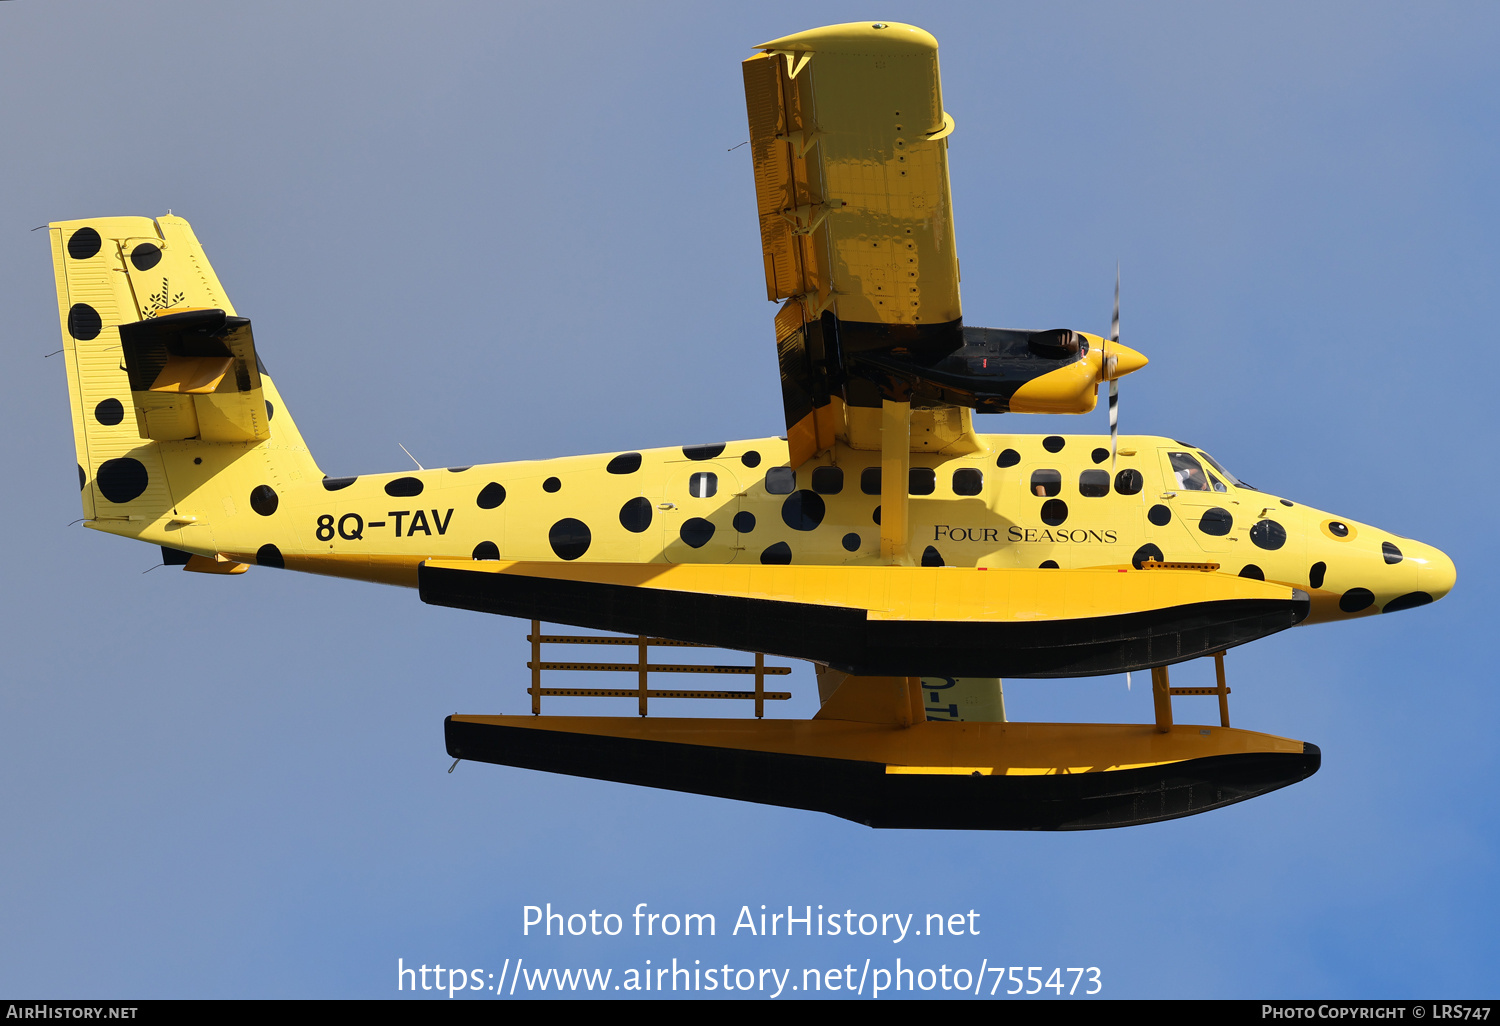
[1151,665,1173,733]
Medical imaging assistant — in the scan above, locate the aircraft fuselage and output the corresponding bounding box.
[106,429,1455,630]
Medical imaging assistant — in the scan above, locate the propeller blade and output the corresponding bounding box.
[1109,378,1119,471]
[1109,265,1120,470]
[1110,264,1120,344]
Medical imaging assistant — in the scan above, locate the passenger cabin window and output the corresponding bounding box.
[765,467,795,495]
[1030,469,1062,497]
[1114,468,1144,495]
[811,466,844,495]
[909,468,935,495]
[689,472,717,499]
[1078,469,1109,497]
[1167,452,1213,491]
[860,468,881,495]
[952,468,983,496]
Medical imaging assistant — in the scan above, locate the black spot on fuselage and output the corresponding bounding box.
[256,544,284,569]
[549,519,591,560]
[1309,561,1327,589]
[477,483,506,509]
[543,477,561,493]
[386,476,423,497]
[619,497,652,533]
[1148,504,1171,526]
[1382,542,1403,564]
[1339,588,1375,613]
[1250,520,1286,550]
[1043,435,1065,453]
[1239,564,1265,580]
[841,533,860,551]
[606,453,642,475]
[250,485,278,516]
[1040,499,1068,526]
[472,541,499,560]
[1132,543,1164,569]
[741,451,762,468]
[323,476,358,491]
[1383,591,1433,613]
[682,443,725,461]
[760,541,792,565]
[996,449,1020,468]
[680,518,715,548]
[1039,560,1059,569]
[1091,448,1109,464]
[733,511,756,533]
[921,546,944,567]
[781,490,825,531]
[1199,508,1233,536]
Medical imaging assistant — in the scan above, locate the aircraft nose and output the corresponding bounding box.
[1416,545,1457,602]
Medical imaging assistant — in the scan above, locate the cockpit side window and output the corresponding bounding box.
[1167,452,1212,491]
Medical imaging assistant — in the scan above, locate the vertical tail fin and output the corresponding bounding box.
[50,215,320,559]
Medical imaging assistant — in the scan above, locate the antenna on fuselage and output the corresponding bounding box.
[398,442,425,470]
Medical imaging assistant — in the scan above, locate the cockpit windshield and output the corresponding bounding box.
[1197,450,1257,491]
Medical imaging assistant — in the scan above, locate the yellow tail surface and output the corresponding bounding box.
[50,215,322,564]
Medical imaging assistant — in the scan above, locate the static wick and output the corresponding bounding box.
[448,759,460,774]
[727,140,748,152]
[43,350,62,358]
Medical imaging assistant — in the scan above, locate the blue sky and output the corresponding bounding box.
[2,1,1496,999]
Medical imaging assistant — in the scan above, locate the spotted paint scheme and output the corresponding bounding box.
[50,214,1453,641]
[39,23,1459,829]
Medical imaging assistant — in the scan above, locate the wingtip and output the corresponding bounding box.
[756,22,938,54]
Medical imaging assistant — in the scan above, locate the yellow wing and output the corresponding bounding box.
[744,24,1149,468]
[745,22,965,464]
[745,22,960,331]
